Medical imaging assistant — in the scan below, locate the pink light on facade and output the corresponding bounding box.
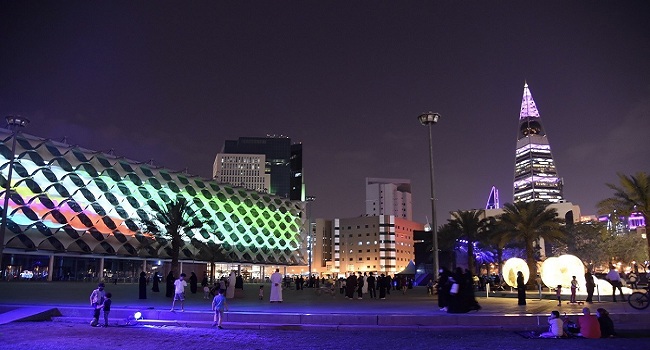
[519,82,540,119]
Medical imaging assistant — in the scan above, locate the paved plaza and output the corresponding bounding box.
[0,281,648,330]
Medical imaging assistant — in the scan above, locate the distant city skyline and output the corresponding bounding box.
[1,1,648,225]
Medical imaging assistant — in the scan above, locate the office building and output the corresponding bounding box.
[365,178,412,220]
[214,136,304,201]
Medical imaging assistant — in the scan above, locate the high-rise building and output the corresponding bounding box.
[513,83,563,203]
[212,153,271,193]
[214,136,304,201]
[365,178,412,220]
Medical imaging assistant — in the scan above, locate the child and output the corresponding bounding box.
[211,289,228,329]
[556,285,562,306]
[258,285,264,300]
[570,276,578,303]
[539,310,565,338]
[203,284,210,299]
[171,273,187,312]
[99,292,112,327]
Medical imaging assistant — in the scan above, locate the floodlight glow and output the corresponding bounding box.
[540,255,585,290]
[502,258,529,287]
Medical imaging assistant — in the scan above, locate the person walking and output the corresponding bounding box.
[367,272,376,299]
[570,276,579,303]
[516,271,526,306]
[585,272,595,303]
[138,271,147,299]
[189,272,198,294]
[606,266,625,302]
[152,272,160,293]
[170,273,187,312]
[378,274,387,299]
[345,273,357,299]
[211,289,228,329]
[270,268,283,303]
[361,272,368,296]
[356,272,364,299]
[99,292,112,327]
[89,282,106,327]
[165,271,175,298]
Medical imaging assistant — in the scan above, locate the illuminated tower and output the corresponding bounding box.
[513,83,563,203]
[485,186,500,209]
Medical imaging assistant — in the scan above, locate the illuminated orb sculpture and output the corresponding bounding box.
[540,255,585,292]
[502,258,529,287]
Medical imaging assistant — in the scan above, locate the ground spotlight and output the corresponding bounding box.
[126,311,143,325]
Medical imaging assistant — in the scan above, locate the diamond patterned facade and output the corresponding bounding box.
[0,129,307,265]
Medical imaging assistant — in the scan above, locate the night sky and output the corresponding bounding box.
[1,1,649,225]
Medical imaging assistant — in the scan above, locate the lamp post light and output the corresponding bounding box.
[0,116,30,270]
[418,112,440,281]
[306,195,316,279]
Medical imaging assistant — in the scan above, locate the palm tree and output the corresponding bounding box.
[497,201,566,284]
[447,209,490,274]
[597,172,650,259]
[483,217,508,276]
[142,198,204,276]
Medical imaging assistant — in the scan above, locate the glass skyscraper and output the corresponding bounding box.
[513,83,563,203]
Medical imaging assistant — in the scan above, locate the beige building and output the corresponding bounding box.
[212,153,271,193]
[313,215,422,276]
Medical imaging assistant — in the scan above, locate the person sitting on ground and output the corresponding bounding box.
[596,308,616,338]
[577,307,601,339]
[539,310,565,338]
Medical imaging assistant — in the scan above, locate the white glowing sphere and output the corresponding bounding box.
[502,258,529,287]
[540,255,585,290]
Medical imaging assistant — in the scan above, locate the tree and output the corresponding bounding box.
[483,217,509,276]
[141,198,204,276]
[497,201,566,284]
[447,209,490,274]
[597,172,650,260]
[562,221,609,270]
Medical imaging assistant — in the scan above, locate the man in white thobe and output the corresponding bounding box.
[270,268,283,302]
[226,271,236,299]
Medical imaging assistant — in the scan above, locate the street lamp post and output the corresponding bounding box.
[0,116,30,274]
[306,195,316,279]
[418,112,440,281]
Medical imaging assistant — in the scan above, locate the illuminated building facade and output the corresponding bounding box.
[218,136,304,201]
[212,153,271,193]
[485,186,500,210]
[513,83,564,203]
[329,215,422,275]
[0,129,306,280]
[365,178,412,220]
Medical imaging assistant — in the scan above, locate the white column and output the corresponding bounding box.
[142,259,147,273]
[179,261,183,274]
[47,254,54,282]
[98,257,105,282]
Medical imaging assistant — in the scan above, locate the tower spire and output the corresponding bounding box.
[513,82,563,203]
[520,81,540,119]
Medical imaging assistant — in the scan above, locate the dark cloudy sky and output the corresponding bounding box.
[1,1,649,225]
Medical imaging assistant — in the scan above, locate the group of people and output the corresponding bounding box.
[539,307,616,338]
[436,267,481,313]
[88,282,112,327]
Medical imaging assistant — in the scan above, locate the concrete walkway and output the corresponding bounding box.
[1,281,648,330]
